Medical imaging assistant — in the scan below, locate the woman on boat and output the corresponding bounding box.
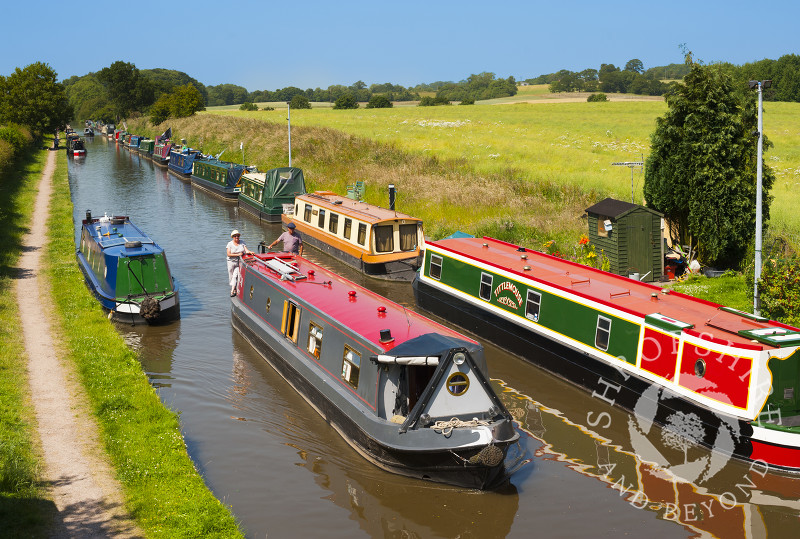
[226,230,252,296]
[268,222,303,255]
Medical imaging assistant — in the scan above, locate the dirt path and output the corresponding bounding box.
[15,150,142,538]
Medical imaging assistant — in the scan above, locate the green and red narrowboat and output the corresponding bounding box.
[190,157,248,200]
[238,166,306,222]
[231,252,520,488]
[76,212,179,324]
[152,140,173,167]
[413,235,800,474]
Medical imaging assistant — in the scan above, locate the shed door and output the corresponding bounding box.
[627,213,654,280]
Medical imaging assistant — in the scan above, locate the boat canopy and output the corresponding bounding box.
[377,333,483,368]
[263,167,305,209]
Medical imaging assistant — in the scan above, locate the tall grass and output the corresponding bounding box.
[44,152,244,537]
[0,146,52,535]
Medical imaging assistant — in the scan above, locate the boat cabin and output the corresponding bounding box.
[239,167,306,222]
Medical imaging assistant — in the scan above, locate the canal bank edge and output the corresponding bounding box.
[44,149,244,536]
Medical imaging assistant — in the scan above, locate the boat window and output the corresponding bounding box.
[446,373,470,396]
[304,204,312,222]
[308,322,323,359]
[374,225,394,253]
[329,213,339,234]
[595,316,611,351]
[342,345,361,389]
[399,224,417,251]
[525,290,542,321]
[281,301,301,344]
[430,254,443,280]
[318,209,326,228]
[343,218,352,240]
[479,273,493,301]
[357,223,367,246]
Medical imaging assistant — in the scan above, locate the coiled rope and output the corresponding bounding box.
[431,417,491,438]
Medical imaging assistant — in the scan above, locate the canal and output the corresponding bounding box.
[67,136,799,538]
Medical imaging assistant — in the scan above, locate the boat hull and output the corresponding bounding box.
[190,175,239,201]
[412,274,800,472]
[237,198,284,223]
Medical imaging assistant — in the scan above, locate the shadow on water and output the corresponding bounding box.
[65,136,800,538]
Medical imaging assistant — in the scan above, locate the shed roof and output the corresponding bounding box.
[585,197,662,219]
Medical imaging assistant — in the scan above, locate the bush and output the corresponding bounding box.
[0,139,13,171]
[239,102,258,111]
[0,124,33,172]
[459,97,475,105]
[587,93,608,102]
[758,259,800,326]
[418,96,451,107]
[365,95,392,109]
[289,95,311,109]
[333,94,359,110]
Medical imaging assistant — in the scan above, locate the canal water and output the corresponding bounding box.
[67,137,799,538]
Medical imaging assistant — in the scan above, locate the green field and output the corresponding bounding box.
[201,97,800,246]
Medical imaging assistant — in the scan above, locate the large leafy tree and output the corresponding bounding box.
[0,62,72,133]
[644,57,774,268]
[96,61,152,121]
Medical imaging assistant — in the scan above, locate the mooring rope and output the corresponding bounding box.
[431,417,492,438]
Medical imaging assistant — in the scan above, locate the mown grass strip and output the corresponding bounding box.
[44,151,244,537]
[0,146,52,536]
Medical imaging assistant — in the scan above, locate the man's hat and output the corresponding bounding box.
[287,223,296,229]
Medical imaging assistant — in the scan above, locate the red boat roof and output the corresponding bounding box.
[428,236,800,351]
[243,253,476,350]
[296,191,422,225]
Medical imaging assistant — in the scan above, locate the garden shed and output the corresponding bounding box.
[585,198,663,282]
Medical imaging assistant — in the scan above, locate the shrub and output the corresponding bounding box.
[459,97,475,105]
[0,139,13,171]
[289,95,311,109]
[587,93,608,102]
[333,94,359,110]
[365,95,392,109]
[758,259,800,326]
[418,96,451,107]
[239,102,258,111]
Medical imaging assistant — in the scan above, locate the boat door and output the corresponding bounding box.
[281,300,301,343]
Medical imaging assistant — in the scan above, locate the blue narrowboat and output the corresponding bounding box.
[167,147,203,178]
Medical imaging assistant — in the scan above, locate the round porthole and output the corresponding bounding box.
[249,285,254,300]
[446,372,470,396]
[695,359,706,378]
[266,297,271,313]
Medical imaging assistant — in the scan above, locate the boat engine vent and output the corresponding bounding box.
[266,258,307,280]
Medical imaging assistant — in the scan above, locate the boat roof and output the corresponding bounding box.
[427,236,800,351]
[296,191,422,225]
[244,253,476,350]
[82,216,163,256]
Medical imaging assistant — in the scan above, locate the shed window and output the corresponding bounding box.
[525,290,542,321]
[430,254,443,280]
[357,223,367,246]
[308,322,323,359]
[374,225,394,253]
[595,316,611,351]
[597,215,611,238]
[343,218,352,240]
[479,273,493,301]
[342,345,361,389]
[329,213,339,234]
[399,224,417,251]
[318,209,326,228]
[303,204,312,222]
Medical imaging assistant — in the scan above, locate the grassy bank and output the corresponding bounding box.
[0,146,52,535]
[44,152,243,536]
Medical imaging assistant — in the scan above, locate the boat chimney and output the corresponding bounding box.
[388,184,396,211]
[86,210,92,222]
[379,329,394,343]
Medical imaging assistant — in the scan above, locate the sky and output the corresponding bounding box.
[4,0,799,90]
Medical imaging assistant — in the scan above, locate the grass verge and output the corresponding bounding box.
[44,151,243,537]
[0,146,52,535]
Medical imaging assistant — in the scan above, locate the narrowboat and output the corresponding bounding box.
[137,138,154,157]
[76,211,179,324]
[190,157,248,200]
[66,135,86,157]
[152,141,173,167]
[230,252,519,488]
[83,127,94,137]
[167,147,202,178]
[413,235,800,474]
[283,190,424,280]
[238,166,306,222]
[127,134,142,151]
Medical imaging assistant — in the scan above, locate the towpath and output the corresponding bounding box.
[15,149,141,537]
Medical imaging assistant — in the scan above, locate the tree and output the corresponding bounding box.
[290,95,311,109]
[97,61,144,120]
[149,96,171,125]
[365,95,392,108]
[625,59,645,74]
[0,62,72,133]
[239,102,258,111]
[644,59,775,268]
[169,84,205,117]
[333,94,359,109]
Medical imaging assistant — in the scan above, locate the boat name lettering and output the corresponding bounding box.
[494,281,522,310]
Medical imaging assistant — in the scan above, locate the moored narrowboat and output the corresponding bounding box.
[283,190,424,280]
[167,147,202,178]
[84,127,94,137]
[127,134,142,150]
[231,252,519,488]
[137,138,154,157]
[189,157,248,200]
[66,134,86,157]
[413,235,800,473]
[238,166,306,222]
[152,141,173,167]
[76,212,179,324]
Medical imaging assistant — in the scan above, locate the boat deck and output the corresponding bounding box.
[243,253,474,349]
[430,236,798,351]
[83,217,161,255]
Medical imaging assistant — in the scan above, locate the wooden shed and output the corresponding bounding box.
[585,198,663,282]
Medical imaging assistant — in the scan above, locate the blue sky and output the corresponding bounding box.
[4,1,798,90]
